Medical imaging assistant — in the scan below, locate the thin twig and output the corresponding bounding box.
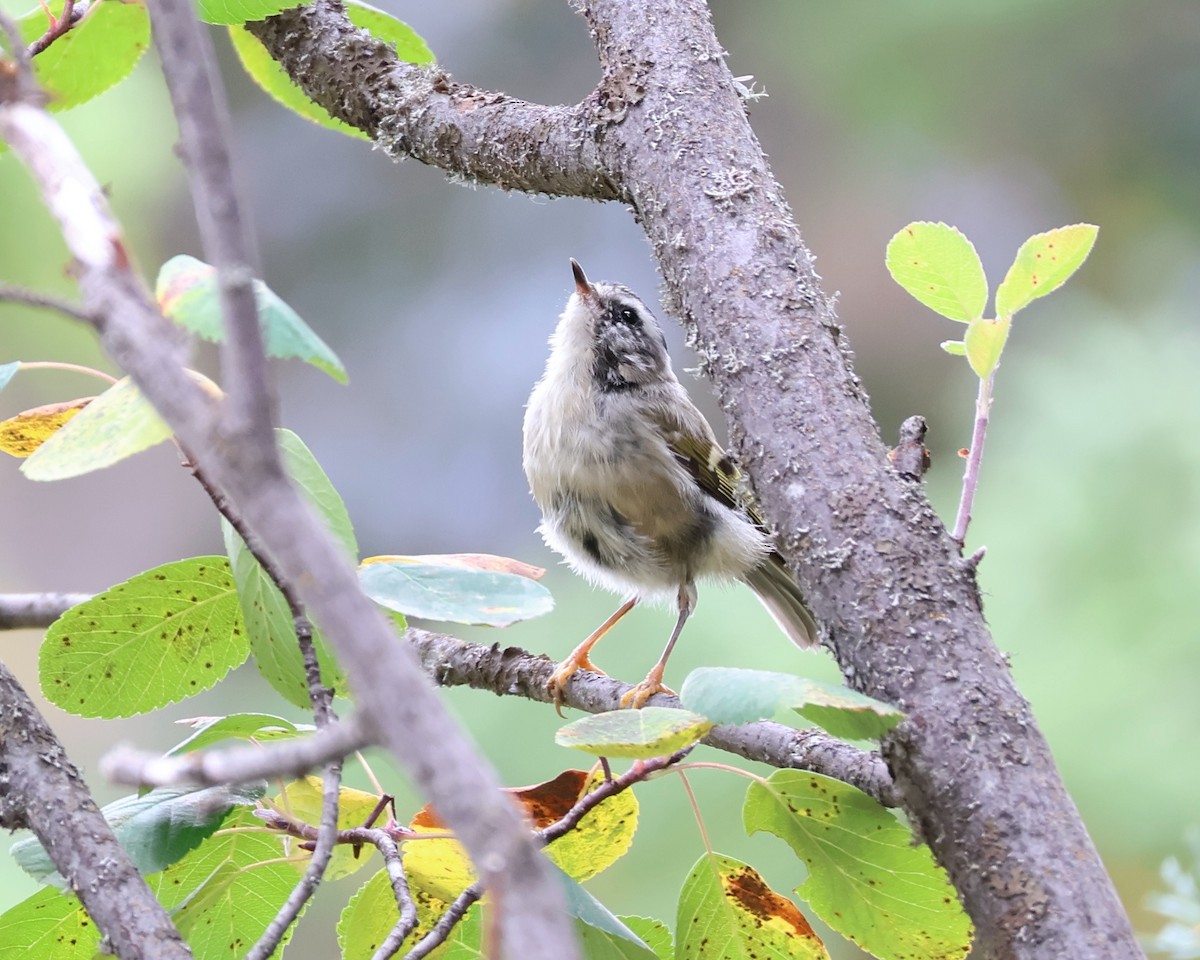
[399,882,484,960]
[373,832,419,957]
[247,759,343,960]
[0,284,93,322]
[101,714,370,787]
[26,0,78,57]
[0,592,92,629]
[148,0,272,447]
[951,373,994,545]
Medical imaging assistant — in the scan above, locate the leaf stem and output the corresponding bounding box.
[17,361,118,385]
[951,371,994,546]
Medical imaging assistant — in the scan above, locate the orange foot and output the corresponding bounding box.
[548,654,607,717]
[618,676,676,710]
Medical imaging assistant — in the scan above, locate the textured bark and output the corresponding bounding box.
[245,2,1142,957]
[0,663,193,960]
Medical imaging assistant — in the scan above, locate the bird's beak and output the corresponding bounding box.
[570,258,596,301]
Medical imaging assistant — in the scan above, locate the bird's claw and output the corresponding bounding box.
[618,677,675,710]
[547,655,607,717]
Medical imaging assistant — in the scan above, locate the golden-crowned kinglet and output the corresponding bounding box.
[522,260,818,710]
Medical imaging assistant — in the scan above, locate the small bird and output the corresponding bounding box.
[522,260,818,711]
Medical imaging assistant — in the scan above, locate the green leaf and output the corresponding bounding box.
[939,340,966,356]
[338,869,472,960]
[886,222,988,323]
[677,852,829,960]
[0,361,19,392]
[619,917,673,960]
[680,667,903,740]
[165,712,315,757]
[11,783,263,885]
[744,771,973,960]
[148,805,303,957]
[0,887,100,960]
[11,0,151,112]
[227,1,433,138]
[156,254,347,383]
[39,557,249,718]
[196,0,312,26]
[555,707,713,759]
[359,557,554,627]
[994,224,1099,318]
[559,869,657,956]
[963,315,1012,379]
[21,376,172,481]
[223,429,350,708]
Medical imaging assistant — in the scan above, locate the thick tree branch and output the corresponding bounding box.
[247,2,1141,957]
[405,628,897,807]
[3,591,896,804]
[0,662,192,960]
[245,1,618,199]
[0,64,577,960]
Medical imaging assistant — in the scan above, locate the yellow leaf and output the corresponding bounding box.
[273,777,384,880]
[0,397,91,457]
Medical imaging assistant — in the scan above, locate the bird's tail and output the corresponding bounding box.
[742,554,818,649]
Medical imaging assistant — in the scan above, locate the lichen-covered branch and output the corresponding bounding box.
[246,1,619,200]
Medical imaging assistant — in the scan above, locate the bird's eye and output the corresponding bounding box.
[618,307,638,325]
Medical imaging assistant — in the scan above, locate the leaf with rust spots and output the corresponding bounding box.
[678,852,828,959]
[745,770,974,960]
[39,557,250,718]
[0,396,91,457]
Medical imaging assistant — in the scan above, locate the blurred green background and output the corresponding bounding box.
[2,1,1198,957]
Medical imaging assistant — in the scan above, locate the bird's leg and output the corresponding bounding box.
[620,584,695,709]
[548,596,638,715]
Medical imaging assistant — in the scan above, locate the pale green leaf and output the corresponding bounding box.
[196,0,312,26]
[39,557,249,717]
[619,917,673,960]
[359,557,553,627]
[555,707,713,759]
[222,429,350,707]
[680,667,903,740]
[744,771,973,960]
[995,224,1098,318]
[165,713,314,756]
[227,1,433,138]
[156,254,347,383]
[10,0,150,112]
[886,222,988,323]
[11,784,263,885]
[21,376,171,481]
[963,315,1012,379]
[940,340,966,356]
[148,806,303,956]
[0,887,100,960]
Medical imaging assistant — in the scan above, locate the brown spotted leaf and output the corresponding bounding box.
[677,852,828,959]
[39,557,250,718]
[745,770,973,960]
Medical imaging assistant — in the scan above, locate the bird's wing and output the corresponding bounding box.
[649,401,766,526]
